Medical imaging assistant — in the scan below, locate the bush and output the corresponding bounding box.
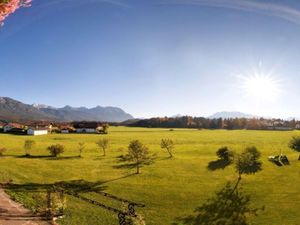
[47,144,65,157]
[0,148,6,157]
[216,146,234,162]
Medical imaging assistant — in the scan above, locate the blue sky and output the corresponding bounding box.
[1,0,300,118]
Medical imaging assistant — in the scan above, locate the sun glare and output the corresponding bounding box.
[240,73,281,101]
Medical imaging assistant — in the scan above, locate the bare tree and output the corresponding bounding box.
[161,139,175,158]
[78,142,85,157]
[96,138,109,156]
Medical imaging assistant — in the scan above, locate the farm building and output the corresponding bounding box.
[3,123,24,133]
[73,122,101,133]
[27,128,48,136]
[60,126,75,133]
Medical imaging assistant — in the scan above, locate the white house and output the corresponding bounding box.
[296,124,300,130]
[27,128,48,136]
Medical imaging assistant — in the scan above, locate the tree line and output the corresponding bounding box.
[127,116,300,130]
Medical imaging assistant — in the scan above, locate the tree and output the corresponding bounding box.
[288,136,300,160]
[0,147,6,157]
[0,0,32,26]
[47,144,65,157]
[161,139,175,158]
[78,142,85,157]
[24,140,35,157]
[128,140,149,174]
[96,138,109,156]
[216,146,234,162]
[234,146,262,190]
[207,146,234,171]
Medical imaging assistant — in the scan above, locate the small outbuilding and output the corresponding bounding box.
[27,128,48,136]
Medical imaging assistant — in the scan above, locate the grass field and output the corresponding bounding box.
[0,127,299,225]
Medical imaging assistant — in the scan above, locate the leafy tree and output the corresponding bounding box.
[47,144,65,157]
[0,147,6,157]
[161,139,175,158]
[0,0,32,26]
[235,146,262,189]
[177,182,262,225]
[96,138,109,156]
[128,140,150,174]
[207,146,234,171]
[78,142,85,157]
[288,136,300,160]
[217,146,234,162]
[24,140,36,157]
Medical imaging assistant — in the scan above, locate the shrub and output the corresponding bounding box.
[47,144,65,157]
[216,146,234,162]
[0,148,6,157]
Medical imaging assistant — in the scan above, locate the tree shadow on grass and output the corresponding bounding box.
[14,155,81,160]
[113,154,156,170]
[6,179,107,194]
[45,156,81,161]
[207,159,232,171]
[15,155,52,159]
[173,182,264,225]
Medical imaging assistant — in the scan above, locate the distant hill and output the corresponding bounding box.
[209,111,257,119]
[0,97,133,122]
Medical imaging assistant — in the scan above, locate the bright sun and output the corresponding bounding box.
[241,73,281,101]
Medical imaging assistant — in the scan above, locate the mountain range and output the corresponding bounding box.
[208,111,257,119]
[0,97,133,122]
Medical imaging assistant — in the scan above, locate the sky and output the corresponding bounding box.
[1,0,300,119]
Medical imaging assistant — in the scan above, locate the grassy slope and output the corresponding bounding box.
[0,127,299,225]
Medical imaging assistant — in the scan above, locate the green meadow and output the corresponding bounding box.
[0,127,299,225]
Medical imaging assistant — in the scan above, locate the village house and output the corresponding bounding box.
[3,123,24,133]
[73,122,101,133]
[60,126,75,134]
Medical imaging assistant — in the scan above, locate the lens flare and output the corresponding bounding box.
[239,72,281,101]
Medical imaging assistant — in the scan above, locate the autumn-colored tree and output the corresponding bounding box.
[0,0,32,26]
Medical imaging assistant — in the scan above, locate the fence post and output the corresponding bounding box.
[46,189,53,220]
